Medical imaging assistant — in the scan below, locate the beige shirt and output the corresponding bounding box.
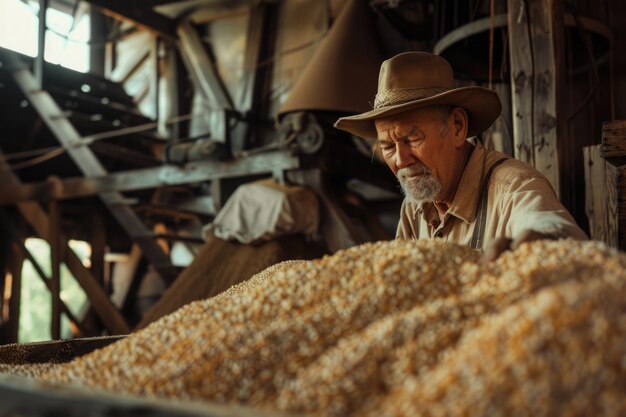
[396,141,587,246]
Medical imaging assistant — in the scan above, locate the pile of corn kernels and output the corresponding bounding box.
[35,239,626,416]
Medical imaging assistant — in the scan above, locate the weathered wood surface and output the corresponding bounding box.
[584,145,619,248]
[508,0,564,196]
[508,0,535,165]
[601,120,626,159]
[583,144,626,252]
[0,156,130,335]
[49,199,62,340]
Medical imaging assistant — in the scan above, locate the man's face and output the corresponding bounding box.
[374,106,460,204]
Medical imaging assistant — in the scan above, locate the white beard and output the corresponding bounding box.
[397,164,443,203]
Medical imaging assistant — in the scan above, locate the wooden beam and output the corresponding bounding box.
[583,145,620,248]
[49,200,62,340]
[0,152,299,205]
[235,2,279,151]
[0,154,129,334]
[530,0,565,197]
[508,0,564,196]
[508,0,534,165]
[12,236,93,337]
[17,202,130,335]
[5,52,177,284]
[177,21,234,110]
[81,0,177,41]
[6,244,23,343]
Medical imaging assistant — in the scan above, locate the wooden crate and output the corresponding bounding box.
[583,120,626,250]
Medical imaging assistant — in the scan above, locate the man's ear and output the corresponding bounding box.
[451,107,469,147]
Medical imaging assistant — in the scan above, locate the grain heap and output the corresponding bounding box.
[33,239,626,416]
[0,363,58,378]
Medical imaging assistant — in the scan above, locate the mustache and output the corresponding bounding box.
[397,164,431,181]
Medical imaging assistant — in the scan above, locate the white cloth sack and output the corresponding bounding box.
[203,179,319,244]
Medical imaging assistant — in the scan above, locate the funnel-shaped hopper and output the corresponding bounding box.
[278,0,384,117]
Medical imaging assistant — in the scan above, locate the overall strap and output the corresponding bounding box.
[469,157,509,250]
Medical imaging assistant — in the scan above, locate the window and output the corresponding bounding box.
[19,238,89,343]
[0,0,90,72]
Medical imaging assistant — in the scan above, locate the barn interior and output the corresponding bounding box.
[0,0,626,415]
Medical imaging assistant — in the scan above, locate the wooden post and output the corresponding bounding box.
[583,120,626,250]
[0,154,129,335]
[6,243,23,343]
[91,213,106,287]
[49,199,62,340]
[508,0,565,196]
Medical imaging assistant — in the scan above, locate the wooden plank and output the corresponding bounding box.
[6,244,23,344]
[508,0,535,165]
[0,152,299,206]
[509,0,565,196]
[12,237,92,337]
[80,0,177,41]
[601,120,626,159]
[583,145,618,247]
[528,0,563,196]
[48,199,62,340]
[617,165,626,252]
[6,53,177,284]
[17,201,130,334]
[91,213,106,287]
[177,21,234,110]
[0,154,129,334]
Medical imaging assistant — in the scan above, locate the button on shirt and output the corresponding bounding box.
[395,141,587,246]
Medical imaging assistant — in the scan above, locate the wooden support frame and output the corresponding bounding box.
[0,154,129,334]
[49,199,62,340]
[0,151,299,205]
[508,0,566,196]
[17,201,130,335]
[12,236,94,337]
[80,0,177,41]
[35,0,48,89]
[5,244,23,343]
[584,120,626,251]
[235,2,280,150]
[177,21,234,111]
[4,51,177,284]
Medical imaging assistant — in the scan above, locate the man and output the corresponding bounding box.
[334,52,586,260]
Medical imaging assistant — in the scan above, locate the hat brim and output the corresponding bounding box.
[334,86,502,140]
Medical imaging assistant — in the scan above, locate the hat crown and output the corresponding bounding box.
[378,52,454,94]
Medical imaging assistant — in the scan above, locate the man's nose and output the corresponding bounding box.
[395,142,415,169]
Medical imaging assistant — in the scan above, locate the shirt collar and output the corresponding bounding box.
[410,140,486,224]
[446,141,486,224]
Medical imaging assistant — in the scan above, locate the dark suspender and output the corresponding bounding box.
[469,157,509,250]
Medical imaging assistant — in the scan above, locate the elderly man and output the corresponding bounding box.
[334,52,586,259]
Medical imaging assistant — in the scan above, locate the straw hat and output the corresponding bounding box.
[334,52,502,140]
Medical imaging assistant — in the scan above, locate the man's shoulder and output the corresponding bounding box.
[487,150,548,186]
